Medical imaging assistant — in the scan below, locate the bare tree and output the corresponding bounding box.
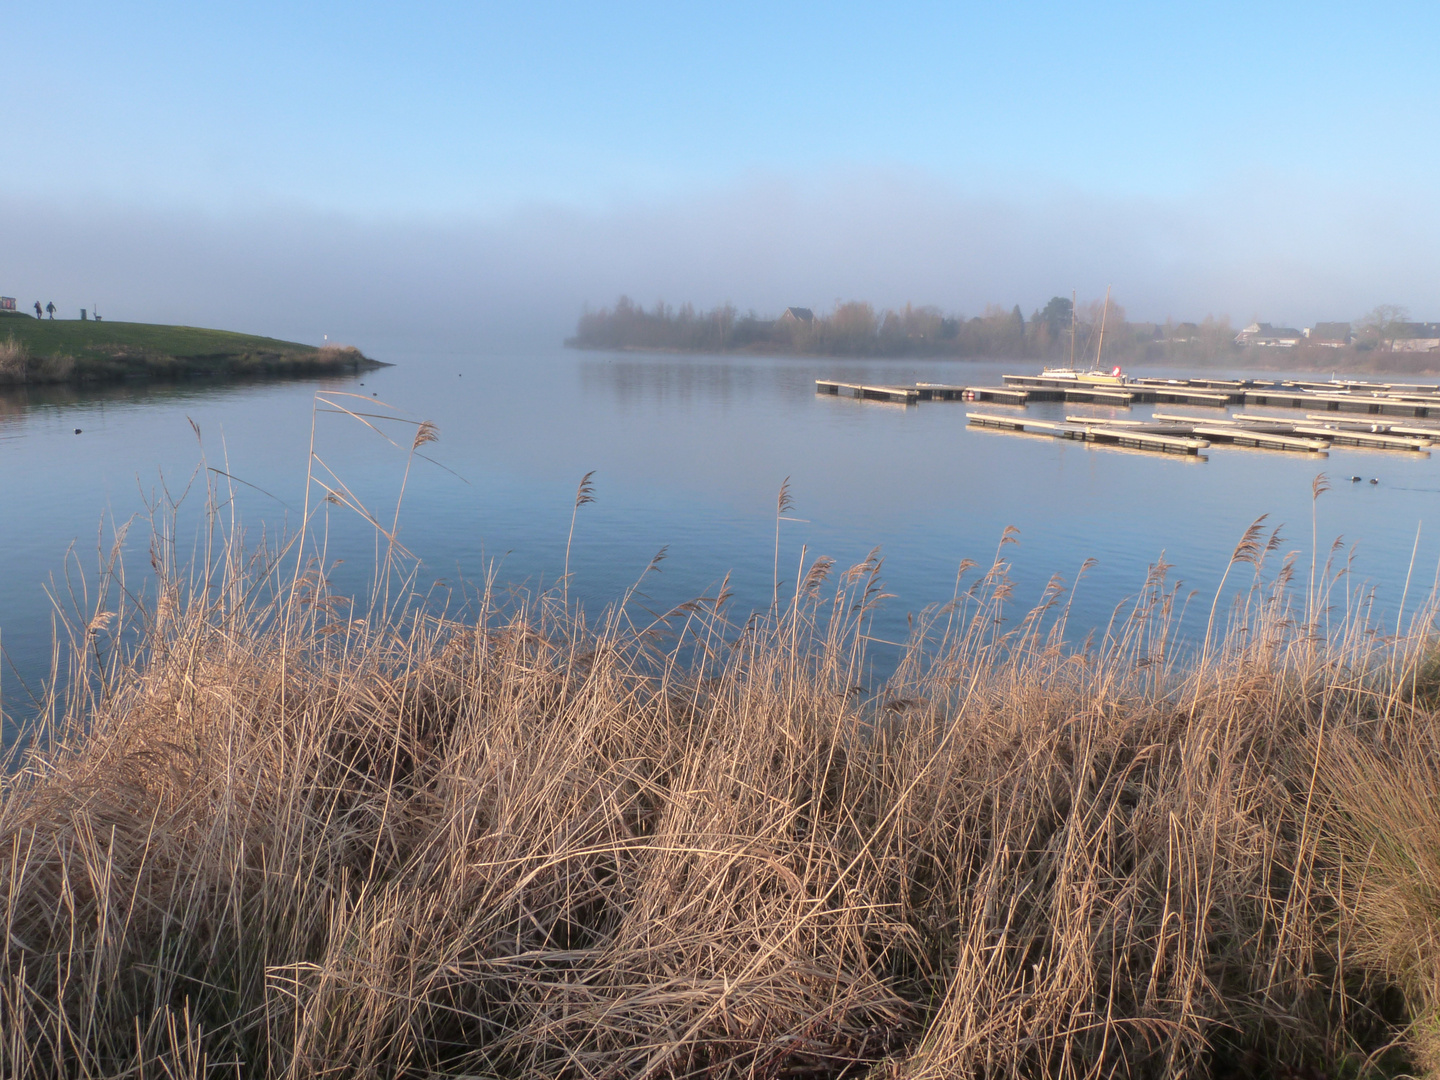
[1357,304,1410,348]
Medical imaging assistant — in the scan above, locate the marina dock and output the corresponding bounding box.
[814,380,918,404]
[933,384,1030,405]
[1241,389,1440,417]
[1300,413,1440,438]
[818,370,1440,458]
[1232,413,1433,450]
[1001,374,1242,406]
[966,412,1210,455]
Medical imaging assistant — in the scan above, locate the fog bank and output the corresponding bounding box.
[5,171,1437,355]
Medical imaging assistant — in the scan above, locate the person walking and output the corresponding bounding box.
[44,301,55,319]
[33,301,41,319]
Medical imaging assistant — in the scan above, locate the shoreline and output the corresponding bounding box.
[0,315,386,387]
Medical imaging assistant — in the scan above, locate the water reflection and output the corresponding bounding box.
[580,357,780,408]
[577,354,1014,409]
[0,371,368,433]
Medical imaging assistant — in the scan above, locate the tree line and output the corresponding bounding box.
[567,296,1238,361]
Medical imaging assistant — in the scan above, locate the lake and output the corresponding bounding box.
[3,346,1438,729]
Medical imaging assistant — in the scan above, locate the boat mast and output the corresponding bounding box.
[1095,286,1111,368]
[1069,289,1076,369]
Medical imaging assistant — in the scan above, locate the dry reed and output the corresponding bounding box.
[1,437,1437,1079]
[0,336,28,383]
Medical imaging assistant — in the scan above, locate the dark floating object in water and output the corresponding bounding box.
[1349,476,1362,482]
[1370,478,1379,485]
[74,428,82,435]
[373,392,377,396]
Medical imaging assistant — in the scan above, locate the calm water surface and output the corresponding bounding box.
[4,347,1439,727]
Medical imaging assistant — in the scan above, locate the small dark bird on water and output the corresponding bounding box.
[1370,478,1379,484]
[1349,476,1362,482]
[74,429,81,435]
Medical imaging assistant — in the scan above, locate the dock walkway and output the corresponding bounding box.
[1242,389,1440,417]
[814,380,917,404]
[966,412,1209,455]
[1002,375,1242,405]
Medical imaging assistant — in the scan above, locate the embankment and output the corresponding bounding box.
[0,313,382,384]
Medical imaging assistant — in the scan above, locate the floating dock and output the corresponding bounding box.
[911,383,972,401]
[949,385,1032,405]
[1230,413,1433,450]
[814,380,918,404]
[1151,411,1431,452]
[1150,413,1331,452]
[1191,426,1330,453]
[1300,413,1440,438]
[1241,389,1440,417]
[816,370,1440,457]
[1001,374,1244,405]
[966,412,1209,455]
[816,379,1127,406]
[1075,413,1326,453]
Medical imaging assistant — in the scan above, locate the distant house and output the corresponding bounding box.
[1304,322,1352,347]
[1391,338,1440,354]
[1237,322,1303,347]
[779,307,815,325]
[1391,322,1440,339]
[0,297,14,312]
[1377,322,1440,352]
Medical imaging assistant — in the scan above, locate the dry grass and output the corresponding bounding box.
[35,353,76,382]
[313,344,366,366]
[0,335,28,382]
[2,428,1438,1078]
[1319,703,1440,1075]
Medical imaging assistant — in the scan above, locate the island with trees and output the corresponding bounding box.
[0,311,382,386]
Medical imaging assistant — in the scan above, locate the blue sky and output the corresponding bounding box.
[5,1,1440,339]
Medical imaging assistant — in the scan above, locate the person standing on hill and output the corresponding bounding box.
[33,301,41,319]
[44,301,55,319]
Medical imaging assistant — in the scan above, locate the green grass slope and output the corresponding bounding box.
[0,312,382,384]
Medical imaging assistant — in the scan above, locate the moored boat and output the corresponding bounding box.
[1039,287,1126,383]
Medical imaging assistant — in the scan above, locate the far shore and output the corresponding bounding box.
[567,296,1440,376]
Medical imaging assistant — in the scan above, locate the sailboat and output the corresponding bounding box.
[1040,287,1127,384]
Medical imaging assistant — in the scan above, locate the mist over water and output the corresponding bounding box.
[6,169,1440,355]
[4,347,1439,731]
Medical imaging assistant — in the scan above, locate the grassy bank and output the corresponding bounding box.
[5,501,1440,1078]
[0,312,381,384]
